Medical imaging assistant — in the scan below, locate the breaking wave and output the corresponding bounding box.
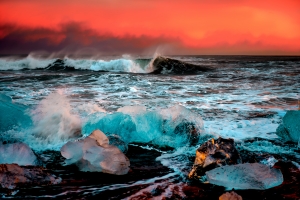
[0,54,212,74]
[0,92,206,151]
[0,55,152,73]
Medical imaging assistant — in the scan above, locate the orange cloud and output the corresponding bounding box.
[0,0,299,55]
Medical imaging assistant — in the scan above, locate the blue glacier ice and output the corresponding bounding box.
[82,105,205,148]
[276,110,300,143]
[0,94,32,132]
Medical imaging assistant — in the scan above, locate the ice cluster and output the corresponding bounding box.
[61,130,130,175]
[0,143,38,166]
[206,163,283,190]
[82,105,204,148]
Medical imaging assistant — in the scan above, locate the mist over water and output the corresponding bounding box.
[0,55,300,198]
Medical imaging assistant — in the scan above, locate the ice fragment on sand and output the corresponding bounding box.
[206,163,283,190]
[61,129,130,175]
[219,191,242,200]
[0,143,37,166]
[276,110,300,143]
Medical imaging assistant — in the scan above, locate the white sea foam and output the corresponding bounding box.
[30,91,81,144]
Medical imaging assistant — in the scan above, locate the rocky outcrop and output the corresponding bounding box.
[61,129,130,175]
[206,163,283,190]
[0,164,61,189]
[188,137,242,179]
[151,56,213,74]
[276,110,300,143]
[0,143,38,166]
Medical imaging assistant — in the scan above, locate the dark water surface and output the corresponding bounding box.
[0,55,300,199]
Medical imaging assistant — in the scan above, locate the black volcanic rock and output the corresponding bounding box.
[188,137,242,179]
[151,56,213,74]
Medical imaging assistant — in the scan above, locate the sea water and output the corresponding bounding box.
[0,54,299,198]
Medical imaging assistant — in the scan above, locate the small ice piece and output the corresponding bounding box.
[0,143,38,166]
[219,191,242,200]
[260,156,278,167]
[276,110,300,143]
[61,130,130,175]
[206,163,283,190]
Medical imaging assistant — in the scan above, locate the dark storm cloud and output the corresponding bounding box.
[0,22,180,55]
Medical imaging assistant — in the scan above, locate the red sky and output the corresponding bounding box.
[1,0,300,55]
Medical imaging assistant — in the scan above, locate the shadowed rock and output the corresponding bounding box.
[151,56,213,74]
[0,164,61,189]
[174,121,200,146]
[188,137,242,179]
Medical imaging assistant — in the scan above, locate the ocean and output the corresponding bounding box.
[0,54,300,199]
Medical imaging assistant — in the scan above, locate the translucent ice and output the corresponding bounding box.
[61,130,130,175]
[82,105,205,148]
[0,94,32,132]
[0,143,38,166]
[206,163,283,190]
[276,110,300,143]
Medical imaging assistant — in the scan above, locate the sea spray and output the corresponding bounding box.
[30,91,81,143]
[0,54,55,70]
